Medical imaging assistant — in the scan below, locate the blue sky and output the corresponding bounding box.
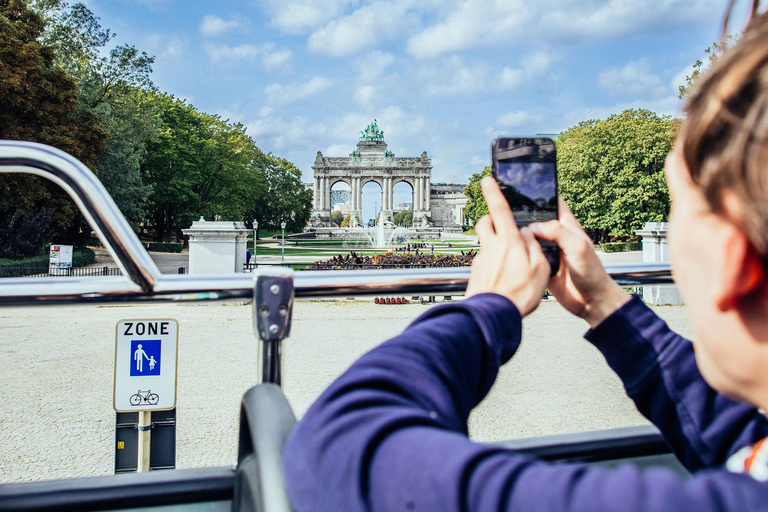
[82,0,741,219]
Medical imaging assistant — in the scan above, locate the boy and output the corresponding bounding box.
[284,5,768,510]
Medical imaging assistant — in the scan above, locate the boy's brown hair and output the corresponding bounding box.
[682,1,768,259]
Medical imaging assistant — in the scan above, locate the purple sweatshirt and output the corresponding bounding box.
[284,293,768,511]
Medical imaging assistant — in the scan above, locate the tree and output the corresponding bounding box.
[341,214,351,228]
[0,0,108,251]
[331,210,344,228]
[32,0,157,229]
[463,167,492,226]
[393,210,412,227]
[249,156,312,233]
[141,95,270,241]
[678,36,736,99]
[558,109,674,242]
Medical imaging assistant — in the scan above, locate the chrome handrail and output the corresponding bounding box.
[0,141,674,307]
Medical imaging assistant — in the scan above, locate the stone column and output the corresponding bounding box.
[318,177,324,210]
[314,177,320,209]
[322,177,329,211]
[425,179,431,211]
[386,178,392,210]
[415,178,422,211]
[635,222,683,305]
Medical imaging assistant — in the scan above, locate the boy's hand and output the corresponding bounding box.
[529,198,630,328]
[466,177,550,317]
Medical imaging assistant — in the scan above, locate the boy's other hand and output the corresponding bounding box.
[466,177,550,317]
[529,198,630,328]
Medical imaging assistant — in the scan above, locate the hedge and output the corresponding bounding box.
[147,242,183,253]
[0,247,95,277]
[601,242,643,253]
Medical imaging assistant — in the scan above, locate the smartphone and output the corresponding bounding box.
[491,137,560,275]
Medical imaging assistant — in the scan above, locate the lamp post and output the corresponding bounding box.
[281,221,286,262]
[253,220,258,269]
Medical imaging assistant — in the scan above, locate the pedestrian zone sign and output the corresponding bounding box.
[114,319,178,412]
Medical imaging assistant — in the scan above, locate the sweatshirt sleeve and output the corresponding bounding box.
[284,293,768,512]
[585,295,768,471]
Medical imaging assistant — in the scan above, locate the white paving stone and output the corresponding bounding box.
[0,299,693,483]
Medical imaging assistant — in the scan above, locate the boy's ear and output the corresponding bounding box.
[714,193,765,311]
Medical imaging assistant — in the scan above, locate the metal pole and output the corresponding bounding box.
[253,220,258,269]
[281,222,286,262]
[137,411,151,473]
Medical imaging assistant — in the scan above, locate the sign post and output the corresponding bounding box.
[114,319,178,473]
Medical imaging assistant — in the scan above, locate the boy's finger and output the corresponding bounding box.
[481,176,519,238]
[475,215,495,241]
[529,220,590,257]
[558,196,581,230]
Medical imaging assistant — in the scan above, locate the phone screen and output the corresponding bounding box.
[492,137,559,274]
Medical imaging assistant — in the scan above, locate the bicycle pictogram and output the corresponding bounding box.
[130,389,159,406]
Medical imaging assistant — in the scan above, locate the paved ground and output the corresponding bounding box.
[0,297,693,484]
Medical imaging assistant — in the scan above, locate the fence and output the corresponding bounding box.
[0,266,123,278]
[242,262,471,272]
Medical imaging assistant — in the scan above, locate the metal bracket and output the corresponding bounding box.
[253,270,294,386]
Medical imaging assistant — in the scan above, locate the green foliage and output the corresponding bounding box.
[463,167,492,225]
[331,210,344,228]
[393,210,412,227]
[600,242,642,252]
[0,0,108,251]
[31,0,157,229]
[250,156,313,233]
[1,0,312,253]
[558,109,674,242]
[678,36,736,99]
[0,247,94,277]
[72,246,94,266]
[146,242,182,253]
[341,214,351,227]
[600,242,627,253]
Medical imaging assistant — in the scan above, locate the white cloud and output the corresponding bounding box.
[422,57,488,98]
[500,51,555,91]
[325,143,351,156]
[353,51,396,81]
[199,15,241,37]
[161,38,184,58]
[259,0,358,34]
[143,35,186,59]
[264,76,332,107]
[496,110,536,128]
[307,0,417,57]
[407,0,723,59]
[262,44,293,71]
[203,43,292,70]
[598,59,668,98]
[558,96,684,131]
[354,85,377,105]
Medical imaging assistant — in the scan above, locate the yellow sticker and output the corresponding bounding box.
[117,441,125,449]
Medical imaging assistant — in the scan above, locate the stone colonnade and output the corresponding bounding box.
[314,176,431,214]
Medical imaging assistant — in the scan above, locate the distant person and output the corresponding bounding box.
[285,6,768,511]
[246,249,251,266]
[145,243,150,253]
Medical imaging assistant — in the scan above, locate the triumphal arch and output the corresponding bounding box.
[311,121,432,228]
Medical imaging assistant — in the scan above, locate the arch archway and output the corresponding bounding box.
[361,180,383,226]
[330,180,351,227]
[392,180,414,226]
